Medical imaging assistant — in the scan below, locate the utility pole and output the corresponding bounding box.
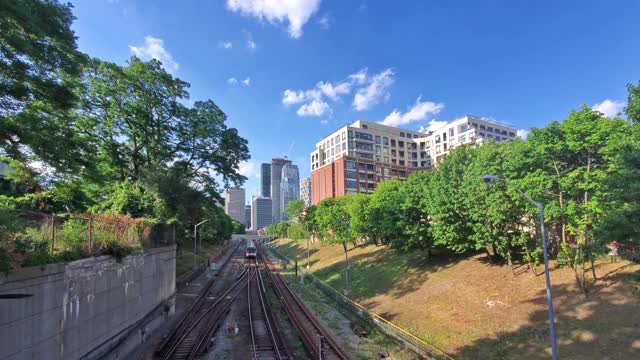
[194,220,209,267]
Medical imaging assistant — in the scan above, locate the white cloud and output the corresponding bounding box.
[353,68,394,111]
[318,14,330,29]
[517,129,530,140]
[243,77,251,86]
[381,96,444,126]
[317,81,351,100]
[419,120,449,133]
[227,77,238,85]
[129,36,179,74]
[245,31,257,50]
[239,161,261,179]
[592,99,624,118]
[320,119,329,124]
[297,99,330,116]
[282,67,396,117]
[282,89,306,105]
[226,0,321,39]
[348,68,368,85]
[220,41,233,49]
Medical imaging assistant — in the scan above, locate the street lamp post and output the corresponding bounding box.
[194,220,209,267]
[306,222,310,270]
[483,175,558,360]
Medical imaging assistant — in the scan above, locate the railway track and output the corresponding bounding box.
[259,250,351,360]
[247,259,289,360]
[156,241,247,360]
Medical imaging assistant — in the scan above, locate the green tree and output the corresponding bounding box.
[1,0,91,172]
[285,199,305,222]
[366,179,404,246]
[400,171,434,255]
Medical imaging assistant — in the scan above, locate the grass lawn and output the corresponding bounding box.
[175,242,226,279]
[271,238,640,360]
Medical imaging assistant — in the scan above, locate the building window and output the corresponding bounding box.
[479,125,486,131]
[366,164,374,171]
[362,124,368,129]
[331,148,334,156]
[480,132,485,137]
[391,139,396,147]
[383,147,389,155]
[346,161,356,170]
[460,124,468,133]
[449,128,455,137]
[399,170,407,177]
[355,132,373,141]
[420,161,427,167]
[383,136,389,145]
[398,141,404,147]
[435,135,441,143]
[413,134,419,139]
[509,132,516,137]
[400,132,405,138]
[346,180,357,189]
[357,152,373,159]
[346,170,357,179]
[399,160,405,166]
[459,135,466,143]
[342,132,346,140]
[331,138,334,146]
[487,127,493,132]
[375,145,381,154]
[391,149,396,156]
[391,159,396,165]
[367,173,374,181]
[375,135,381,144]
[443,132,447,141]
[359,163,366,170]
[411,143,417,150]
[348,130,354,139]
[399,151,405,157]
[412,161,418,167]
[420,142,425,150]
[355,142,373,151]
[436,145,441,154]
[411,152,418,160]
[383,156,389,163]
[420,151,427,159]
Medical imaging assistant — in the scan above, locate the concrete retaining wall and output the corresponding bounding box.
[0,245,176,360]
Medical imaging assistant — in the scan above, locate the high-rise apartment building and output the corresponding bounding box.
[310,116,517,204]
[270,158,291,224]
[251,196,272,230]
[224,188,246,225]
[260,163,271,197]
[280,163,300,221]
[300,177,311,207]
[245,204,251,230]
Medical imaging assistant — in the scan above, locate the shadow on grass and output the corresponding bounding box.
[275,238,471,302]
[456,271,640,360]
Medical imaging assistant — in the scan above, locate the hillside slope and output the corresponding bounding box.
[272,238,640,359]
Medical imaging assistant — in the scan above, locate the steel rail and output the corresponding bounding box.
[156,241,242,357]
[260,251,350,360]
[161,262,249,360]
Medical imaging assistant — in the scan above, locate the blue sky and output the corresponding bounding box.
[70,0,640,199]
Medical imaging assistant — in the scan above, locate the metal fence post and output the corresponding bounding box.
[88,218,93,254]
[50,215,55,252]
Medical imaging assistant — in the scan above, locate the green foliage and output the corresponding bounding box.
[231,220,245,234]
[285,199,305,222]
[265,221,290,238]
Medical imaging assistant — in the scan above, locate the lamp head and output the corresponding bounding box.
[483,175,499,184]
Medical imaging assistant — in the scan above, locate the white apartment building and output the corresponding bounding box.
[310,116,517,204]
[224,188,245,225]
[300,177,311,207]
[311,116,517,171]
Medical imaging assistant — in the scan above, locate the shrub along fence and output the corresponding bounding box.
[266,244,454,360]
[0,209,175,272]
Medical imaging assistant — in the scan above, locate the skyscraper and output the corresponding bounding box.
[270,157,291,224]
[224,188,245,225]
[300,177,311,207]
[245,204,251,230]
[260,163,271,197]
[251,196,272,231]
[280,163,300,221]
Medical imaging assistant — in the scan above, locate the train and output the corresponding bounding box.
[245,239,257,258]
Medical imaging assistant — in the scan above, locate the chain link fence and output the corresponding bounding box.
[266,244,455,360]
